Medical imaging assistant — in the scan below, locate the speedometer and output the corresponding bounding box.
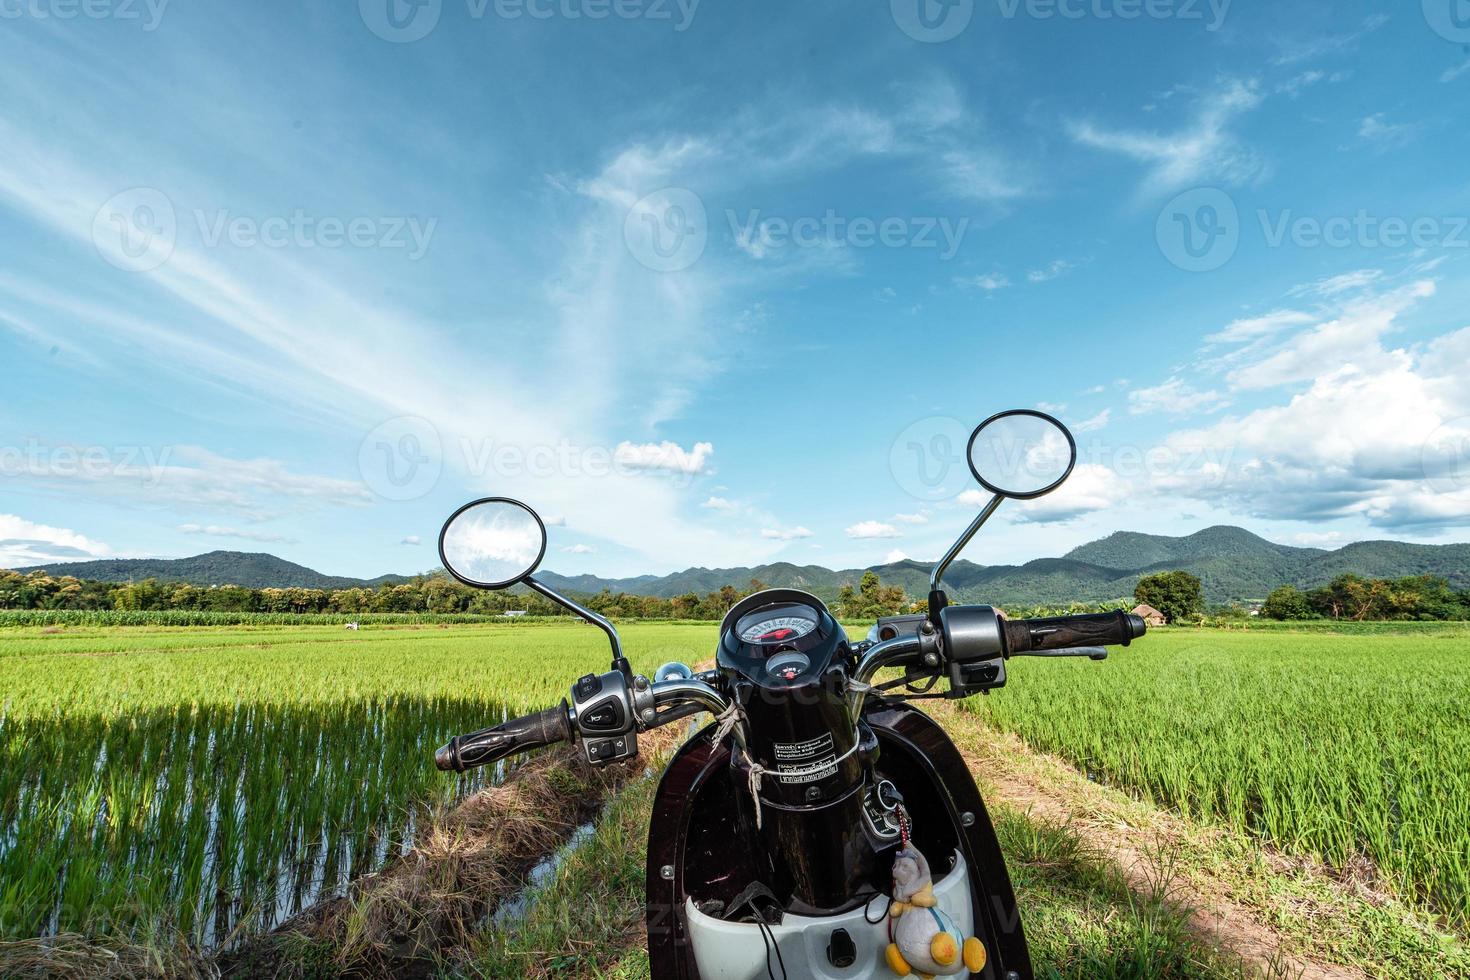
[736,605,819,645]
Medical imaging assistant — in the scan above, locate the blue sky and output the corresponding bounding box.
[2,0,1469,579]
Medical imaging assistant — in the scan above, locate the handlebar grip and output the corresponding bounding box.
[1002,611,1146,656]
[435,700,572,772]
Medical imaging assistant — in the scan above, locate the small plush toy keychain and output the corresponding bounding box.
[884,807,987,978]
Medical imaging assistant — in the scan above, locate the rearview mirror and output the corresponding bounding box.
[931,409,1078,596]
[438,497,547,589]
[967,409,1077,499]
[436,497,631,677]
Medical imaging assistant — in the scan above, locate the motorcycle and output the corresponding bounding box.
[433,410,1147,979]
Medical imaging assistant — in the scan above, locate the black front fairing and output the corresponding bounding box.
[717,590,860,813]
[644,698,1033,980]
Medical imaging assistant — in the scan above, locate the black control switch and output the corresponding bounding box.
[827,928,856,968]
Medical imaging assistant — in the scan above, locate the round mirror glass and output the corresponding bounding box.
[438,497,547,589]
[967,410,1077,499]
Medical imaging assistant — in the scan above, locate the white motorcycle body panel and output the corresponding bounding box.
[684,850,972,980]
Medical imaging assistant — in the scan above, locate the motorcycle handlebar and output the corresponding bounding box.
[435,700,572,772]
[1002,610,1145,655]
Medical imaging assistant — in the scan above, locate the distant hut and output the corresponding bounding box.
[1132,603,1167,627]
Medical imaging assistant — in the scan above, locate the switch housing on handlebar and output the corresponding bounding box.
[572,669,641,765]
[937,604,1008,697]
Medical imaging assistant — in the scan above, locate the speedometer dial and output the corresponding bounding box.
[736,606,819,645]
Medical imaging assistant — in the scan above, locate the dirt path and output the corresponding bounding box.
[931,705,1368,980]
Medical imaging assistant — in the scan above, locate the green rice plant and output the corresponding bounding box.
[964,628,1470,928]
[0,621,714,946]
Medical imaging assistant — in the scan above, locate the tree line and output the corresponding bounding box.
[1260,575,1470,622]
[12,565,1455,624]
[0,567,1131,622]
[1131,569,1470,623]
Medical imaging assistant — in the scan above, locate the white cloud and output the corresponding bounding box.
[956,489,991,508]
[954,272,1010,291]
[845,520,902,540]
[1074,409,1111,432]
[1276,70,1325,97]
[1292,531,1344,548]
[1128,378,1227,416]
[1156,281,1470,530]
[1289,269,1383,298]
[1442,62,1470,84]
[401,535,422,546]
[614,440,713,475]
[1207,309,1315,343]
[883,549,911,564]
[2,442,371,520]
[0,514,111,568]
[1069,78,1265,195]
[1012,464,1131,525]
[561,544,595,554]
[891,512,929,525]
[1270,14,1387,66]
[701,496,739,512]
[178,523,294,544]
[1358,113,1419,151]
[1028,260,1076,283]
[760,526,813,541]
[1227,281,1433,390]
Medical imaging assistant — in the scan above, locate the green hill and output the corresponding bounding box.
[12,551,409,590]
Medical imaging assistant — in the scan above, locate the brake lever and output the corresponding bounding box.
[1011,645,1108,661]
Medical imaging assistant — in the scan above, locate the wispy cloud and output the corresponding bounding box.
[178,523,295,544]
[845,520,901,539]
[1128,378,1227,416]
[1069,78,1265,196]
[1027,259,1077,283]
[954,272,1010,291]
[1269,14,1388,66]
[760,526,813,541]
[1358,113,1420,151]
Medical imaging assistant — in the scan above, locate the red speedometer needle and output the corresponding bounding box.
[761,628,795,641]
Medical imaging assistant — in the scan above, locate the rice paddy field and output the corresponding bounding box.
[967,626,1470,929]
[1,618,1467,954]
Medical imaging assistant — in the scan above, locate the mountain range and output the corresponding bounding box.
[10,551,410,591]
[11,526,1469,604]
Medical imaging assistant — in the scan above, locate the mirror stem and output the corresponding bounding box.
[930,493,1004,592]
[524,575,630,677]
